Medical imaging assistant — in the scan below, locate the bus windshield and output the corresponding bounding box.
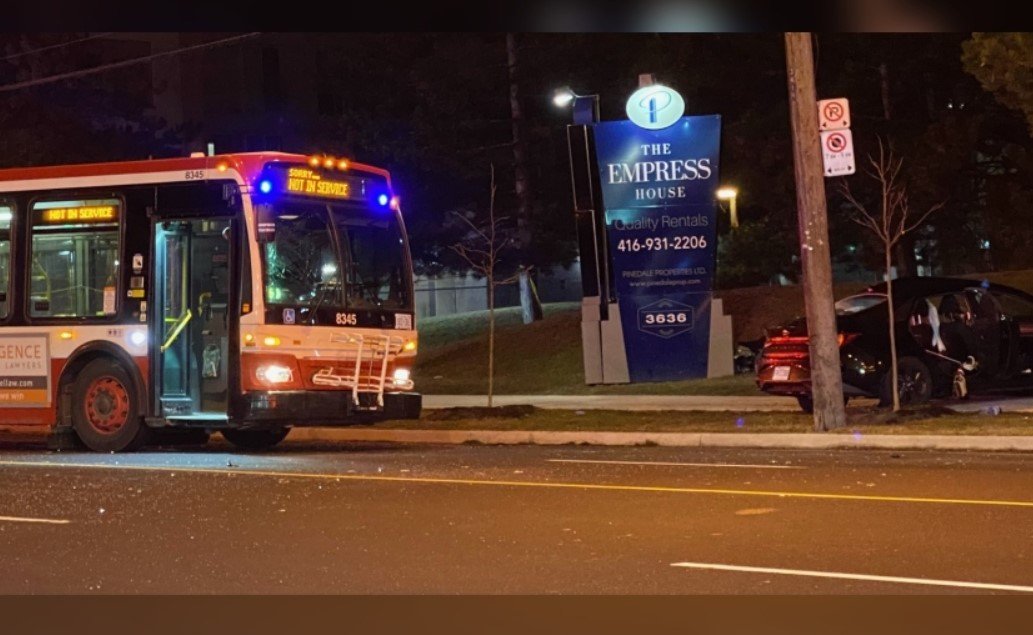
[260,202,411,312]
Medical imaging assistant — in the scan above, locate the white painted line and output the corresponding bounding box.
[548,459,804,470]
[0,515,71,525]
[669,561,1033,593]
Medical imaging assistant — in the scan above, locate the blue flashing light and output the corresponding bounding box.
[259,180,273,194]
[377,193,390,206]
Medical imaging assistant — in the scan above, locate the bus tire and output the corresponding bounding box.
[221,427,290,450]
[71,358,149,453]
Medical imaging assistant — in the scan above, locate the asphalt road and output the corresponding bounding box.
[2,437,1033,594]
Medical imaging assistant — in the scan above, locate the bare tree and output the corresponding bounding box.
[839,139,944,411]
[451,165,522,407]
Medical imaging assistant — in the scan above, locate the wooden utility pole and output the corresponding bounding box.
[784,33,847,431]
[505,32,543,324]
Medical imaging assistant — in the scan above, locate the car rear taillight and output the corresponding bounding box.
[838,332,860,347]
[765,335,809,345]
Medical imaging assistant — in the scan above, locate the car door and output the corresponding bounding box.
[963,288,1006,378]
[990,289,1033,376]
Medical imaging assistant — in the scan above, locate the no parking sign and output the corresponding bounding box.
[820,129,855,176]
[817,98,855,176]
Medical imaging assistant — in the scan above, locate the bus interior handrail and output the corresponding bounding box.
[160,308,193,353]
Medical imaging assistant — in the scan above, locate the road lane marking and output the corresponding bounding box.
[548,459,804,470]
[734,508,777,515]
[669,561,1033,593]
[2,459,1033,509]
[0,515,70,525]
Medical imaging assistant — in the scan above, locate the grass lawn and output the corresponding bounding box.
[374,406,1033,436]
[415,270,1033,396]
[416,304,767,396]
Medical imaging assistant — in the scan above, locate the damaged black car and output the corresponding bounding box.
[756,277,1033,412]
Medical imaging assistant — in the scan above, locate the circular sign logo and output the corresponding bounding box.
[625,85,685,130]
[823,101,844,122]
[825,132,847,153]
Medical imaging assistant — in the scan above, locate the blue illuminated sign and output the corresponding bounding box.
[593,114,722,382]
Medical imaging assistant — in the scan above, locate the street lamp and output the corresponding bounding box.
[552,86,600,125]
[716,186,739,229]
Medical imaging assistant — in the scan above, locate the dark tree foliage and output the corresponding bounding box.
[716,215,797,288]
[818,33,1033,277]
[963,34,1033,136]
[3,33,1033,285]
[0,34,185,167]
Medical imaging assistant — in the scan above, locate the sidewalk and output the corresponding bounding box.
[424,394,1033,414]
[287,427,1033,452]
[423,394,805,412]
[282,393,1033,452]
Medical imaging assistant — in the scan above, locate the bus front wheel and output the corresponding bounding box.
[221,427,290,450]
[71,359,149,452]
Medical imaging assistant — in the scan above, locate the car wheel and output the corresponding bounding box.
[880,356,933,407]
[71,359,149,452]
[797,394,849,414]
[796,395,814,413]
[221,427,290,450]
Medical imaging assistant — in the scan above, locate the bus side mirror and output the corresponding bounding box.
[255,205,275,243]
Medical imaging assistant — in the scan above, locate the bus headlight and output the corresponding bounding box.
[392,368,411,386]
[257,364,294,384]
[243,354,302,390]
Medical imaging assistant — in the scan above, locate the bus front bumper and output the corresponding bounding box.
[241,391,422,424]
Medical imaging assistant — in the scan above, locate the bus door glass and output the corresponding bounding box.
[154,218,233,417]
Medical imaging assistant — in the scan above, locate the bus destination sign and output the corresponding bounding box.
[38,205,118,224]
[263,164,373,201]
[284,167,351,198]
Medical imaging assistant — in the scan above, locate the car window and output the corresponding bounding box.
[908,296,936,323]
[993,290,1033,319]
[935,292,972,323]
[965,288,1001,321]
[834,293,886,316]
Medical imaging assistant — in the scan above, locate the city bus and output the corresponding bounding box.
[0,152,420,452]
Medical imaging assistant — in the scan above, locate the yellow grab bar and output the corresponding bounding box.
[160,308,193,353]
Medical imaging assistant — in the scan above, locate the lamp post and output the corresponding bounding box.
[553,86,600,125]
[716,186,739,229]
[554,85,608,383]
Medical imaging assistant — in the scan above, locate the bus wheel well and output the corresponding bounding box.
[57,348,144,430]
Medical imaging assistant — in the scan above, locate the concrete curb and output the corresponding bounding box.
[285,427,1033,452]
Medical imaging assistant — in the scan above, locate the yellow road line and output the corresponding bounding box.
[2,459,1033,508]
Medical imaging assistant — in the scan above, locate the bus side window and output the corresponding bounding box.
[29,198,122,319]
[0,203,11,319]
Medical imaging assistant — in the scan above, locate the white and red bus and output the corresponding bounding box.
[0,152,420,452]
